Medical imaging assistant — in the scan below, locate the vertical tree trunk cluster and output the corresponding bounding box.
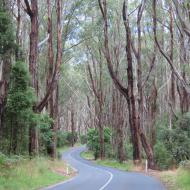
[24,0,62,158]
[98,0,156,168]
[46,0,62,159]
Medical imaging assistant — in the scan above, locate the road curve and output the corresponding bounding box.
[44,146,165,190]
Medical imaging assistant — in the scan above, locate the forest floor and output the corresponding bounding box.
[0,147,75,190]
[81,150,190,190]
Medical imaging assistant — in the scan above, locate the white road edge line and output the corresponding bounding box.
[67,148,114,190]
[99,171,113,190]
[68,148,114,190]
[42,147,114,190]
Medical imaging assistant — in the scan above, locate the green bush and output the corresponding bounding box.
[180,160,190,171]
[105,143,115,159]
[57,132,70,148]
[87,127,111,159]
[80,135,87,144]
[0,152,6,166]
[176,112,190,134]
[0,2,15,55]
[87,128,99,151]
[2,62,36,154]
[67,132,78,145]
[154,142,173,170]
[57,131,78,148]
[155,112,190,169]
[125,143,133,160]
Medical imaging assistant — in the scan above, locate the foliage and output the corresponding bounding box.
[1,62,53,155]
[0,1,15,55]
[155,112,190,169]
[176,112,190,136]
[0,152,7,166]
[57,132,70,148]
[87,127,111,159]
[180,160,190,171]
[81,150,133,171]
[154,142,173,170]
[38,113,54,154]
[81,150,94,160]
[6,62,36,112]
[125,143,133,160]
[2,62,36,154]
[57,131,78,148]
[96,159,133,171]
[80,134,87,144]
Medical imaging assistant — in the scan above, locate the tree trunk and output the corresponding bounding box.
[47,0,62,159]
[24,0,39,156]
[0,53,11,137]
[15,0,22,61]
[123,0,141,162]
[71,108,75,147]
[87,54,105,159]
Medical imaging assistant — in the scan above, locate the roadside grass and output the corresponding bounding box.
[0,157,70,190]
[159,170,178,190]
[96,159,133,171]
[81,150,94,160]
[177,169,190,190]
[81,150,133,171]
[148,167,190,190]
[0,145,81,190]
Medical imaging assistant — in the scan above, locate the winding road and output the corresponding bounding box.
[44,146,165,190]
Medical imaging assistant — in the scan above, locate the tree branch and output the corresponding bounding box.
[172,0,190,38]
[153,0,190,94]
[38,34,50,49]
[24,0,33,17]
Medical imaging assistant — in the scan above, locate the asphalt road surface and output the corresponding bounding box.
[44,146,165,190]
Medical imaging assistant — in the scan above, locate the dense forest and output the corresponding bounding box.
[0,0,190,189]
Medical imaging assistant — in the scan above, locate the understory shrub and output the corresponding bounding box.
[155,112,190,169]
[125,143,133,160]
[80,134,87,144]
[87,127,111,159]
[57,131,78,148]
[180,160,190,171]
[154,142,173,170]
